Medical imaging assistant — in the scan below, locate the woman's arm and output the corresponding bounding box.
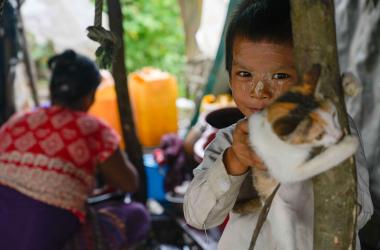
[98,147,139,193]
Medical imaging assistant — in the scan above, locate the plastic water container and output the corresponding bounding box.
[129,67,178,147]
[89,71,125,149]
[144,154,166,201]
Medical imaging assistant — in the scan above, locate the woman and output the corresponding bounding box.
[0,50,149,249]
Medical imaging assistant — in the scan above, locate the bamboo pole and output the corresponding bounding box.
[290,1,357,249]
[106,0,147,203]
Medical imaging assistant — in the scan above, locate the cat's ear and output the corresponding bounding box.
[291,64,321,95]
[302,64,321,87]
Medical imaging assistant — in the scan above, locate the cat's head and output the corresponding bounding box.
[266,65,343,147]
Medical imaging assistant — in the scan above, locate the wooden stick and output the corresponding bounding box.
[18,10,40,107]
[106,0,147,203]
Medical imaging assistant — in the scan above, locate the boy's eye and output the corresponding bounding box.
[237,71,251,78]
[273,73,290,80]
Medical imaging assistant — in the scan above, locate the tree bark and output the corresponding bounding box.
[290,1,357,249]
[106,0,147,203]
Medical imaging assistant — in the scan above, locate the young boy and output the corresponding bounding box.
[183,0,373,249]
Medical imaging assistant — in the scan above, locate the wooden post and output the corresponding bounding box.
[106,0,147,203]
[290,1,357,249]
[18,10,40,107]
[0,1,16,124]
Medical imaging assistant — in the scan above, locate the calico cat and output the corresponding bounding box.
[234,65,359,249]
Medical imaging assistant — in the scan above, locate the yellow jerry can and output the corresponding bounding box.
[129,67,178,147]
[89,71,125,149]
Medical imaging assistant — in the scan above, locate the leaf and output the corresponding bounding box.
[121,0,185,83]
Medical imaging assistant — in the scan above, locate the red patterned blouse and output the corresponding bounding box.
[0,106,120,222]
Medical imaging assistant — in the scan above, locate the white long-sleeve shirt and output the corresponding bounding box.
[184,117,373,250]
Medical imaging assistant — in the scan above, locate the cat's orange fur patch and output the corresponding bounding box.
[253,169,278,199]
[288,112,326,144]
[309,111,327,127]
[289,83,314,95]
[286,120,311,144]
[267,102,297,123]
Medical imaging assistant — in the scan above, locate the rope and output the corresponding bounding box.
[87,0,119,69]
[248,184,280,250]
[94,0,103,27]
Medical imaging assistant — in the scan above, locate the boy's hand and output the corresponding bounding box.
[223,119,267,176]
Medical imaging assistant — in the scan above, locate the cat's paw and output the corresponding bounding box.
[337,135,359,158]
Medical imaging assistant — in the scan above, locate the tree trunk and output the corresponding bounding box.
[290,1,357,249]
[106,0,147,203]
[177,0,203,60]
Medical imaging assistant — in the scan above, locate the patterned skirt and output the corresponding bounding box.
[0,185,151,250]
[64,201,151,250]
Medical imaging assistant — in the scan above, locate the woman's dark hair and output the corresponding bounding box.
[48,49,101,107]
[225,0,293,75]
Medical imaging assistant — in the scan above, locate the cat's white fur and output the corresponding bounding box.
[248,109,358,183]
[248,108,359,249]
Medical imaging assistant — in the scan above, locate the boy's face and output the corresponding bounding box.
[230,36,297,117]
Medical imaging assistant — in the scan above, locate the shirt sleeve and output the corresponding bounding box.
[348,116,374,229]
[96,121,121,164]
[183,125,248,230]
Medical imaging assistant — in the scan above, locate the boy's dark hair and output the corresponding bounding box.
[225,0,293,75]
[48,49,100,107]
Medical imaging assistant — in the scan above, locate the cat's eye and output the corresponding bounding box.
[316,132,324,140]
[273,73,290,80]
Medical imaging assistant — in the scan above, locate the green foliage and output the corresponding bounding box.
[121,0,186,89]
